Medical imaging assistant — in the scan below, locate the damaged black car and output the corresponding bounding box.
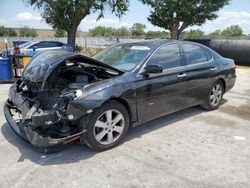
[4,40,236,153]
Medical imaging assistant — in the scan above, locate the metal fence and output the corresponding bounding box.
[0,37,145,48]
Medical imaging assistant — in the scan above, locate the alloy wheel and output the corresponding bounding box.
[210,84,222,107]
[93,109,125,145]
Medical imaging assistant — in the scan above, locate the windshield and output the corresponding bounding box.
[93,44,153,71]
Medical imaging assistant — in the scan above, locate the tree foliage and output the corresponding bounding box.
[54,29,66,38]
[131,23,146,36]
[221,25,243,38]
[0,26,17,37]
[208,30,222,39]
[26,0,129,46]
[19,26,38,37]
[89,25,173,38]
[90,26,133,37]
[90,26,116,37]
[180,29,204,39]
[146,31,170,38]
[140,0,229,39]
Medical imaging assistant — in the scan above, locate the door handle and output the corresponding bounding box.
[210,67,217,71]
[177,73,187,78]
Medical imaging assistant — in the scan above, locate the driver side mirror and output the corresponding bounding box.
[141,64,163,76]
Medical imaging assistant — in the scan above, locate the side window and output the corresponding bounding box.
[206,51,213,61]
[27,42,46,49]
[147,44,182,69]
[36,42,50,48]
[182,44,207,65]
[50,42,64,47]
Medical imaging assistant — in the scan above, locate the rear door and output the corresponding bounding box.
[135,43,188,123]
[181,43,219,105]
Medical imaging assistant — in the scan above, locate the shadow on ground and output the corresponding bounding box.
[1,105,209,166]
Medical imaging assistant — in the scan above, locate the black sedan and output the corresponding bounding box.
[4,40,236,153]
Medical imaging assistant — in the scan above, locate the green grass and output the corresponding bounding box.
[0,41,12,50]
[237,65,250,69]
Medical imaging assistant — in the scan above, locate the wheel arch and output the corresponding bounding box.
[217,78,226,92]
[108,97,132,125]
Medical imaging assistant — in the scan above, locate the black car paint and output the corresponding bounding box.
[4,40,236,152]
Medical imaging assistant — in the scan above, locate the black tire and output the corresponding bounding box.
[201,80,224,111]
[83,100,130,151]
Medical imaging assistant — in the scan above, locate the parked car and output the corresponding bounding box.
[4,40,236,153]
[0,41,74,57]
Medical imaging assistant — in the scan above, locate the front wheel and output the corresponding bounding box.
[201,80,224,111]
[83,101,129,151]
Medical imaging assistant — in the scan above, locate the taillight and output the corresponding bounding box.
[232,63,236,72]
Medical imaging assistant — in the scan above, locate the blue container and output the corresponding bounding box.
[0,58,11,80]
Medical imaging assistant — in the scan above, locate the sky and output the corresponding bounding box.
[0,0,250,34]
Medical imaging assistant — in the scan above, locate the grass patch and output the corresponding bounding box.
[0,41,12,50]
[237,65,250,69]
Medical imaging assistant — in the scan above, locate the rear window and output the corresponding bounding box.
[182,44,207,65]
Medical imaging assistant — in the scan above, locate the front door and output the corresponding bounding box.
[135,43,187,123]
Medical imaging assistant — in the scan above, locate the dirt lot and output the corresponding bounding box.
[0,68,249,188]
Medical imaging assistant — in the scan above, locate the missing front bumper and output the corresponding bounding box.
[4,101,87,153]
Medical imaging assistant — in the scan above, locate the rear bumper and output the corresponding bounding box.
[4,101,86,153]
[225,76,236,93]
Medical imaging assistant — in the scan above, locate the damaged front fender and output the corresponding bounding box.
[66,81,114,121]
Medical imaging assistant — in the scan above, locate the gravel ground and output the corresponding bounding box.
[0,68,249,188]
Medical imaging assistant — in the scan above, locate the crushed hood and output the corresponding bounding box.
[22,51,124,83]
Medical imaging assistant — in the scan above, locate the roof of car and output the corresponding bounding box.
[33,41,64,43]
[119,39,179,50]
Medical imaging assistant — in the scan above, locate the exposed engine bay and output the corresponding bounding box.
[8,56,120,140]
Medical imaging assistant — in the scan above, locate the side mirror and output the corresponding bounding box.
[33,46,38,51]
[141,64,163,76]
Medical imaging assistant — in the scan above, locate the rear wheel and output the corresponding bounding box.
[201,80,224,110]
[83,101,129,151]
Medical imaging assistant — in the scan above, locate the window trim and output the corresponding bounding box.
[138,42,184,75]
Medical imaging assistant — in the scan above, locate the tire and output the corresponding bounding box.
[83,100,130,151]
[201,80,224,111]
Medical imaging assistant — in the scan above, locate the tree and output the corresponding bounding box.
[146,30,170,38]
[180,29,204,39]
[221,25,243,38]
[115,27,131,36]
[54,29,66,38]
[131,23,146,36]
[140,0,229,40]
[208,30,221,39]
[6,28,17,37]
[26,0,129,46]
[90,26,115,37]
[90,26,132,37]
[0,26,17,37]
[189,29,204,38]
[0,26,5,37]
[19,26,37,37]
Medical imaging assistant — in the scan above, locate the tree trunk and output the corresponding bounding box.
[67,26,77,46]
[170,26,179,40]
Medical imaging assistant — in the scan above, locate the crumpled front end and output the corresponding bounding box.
[4,81,87,153]
[4,52,121,153]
